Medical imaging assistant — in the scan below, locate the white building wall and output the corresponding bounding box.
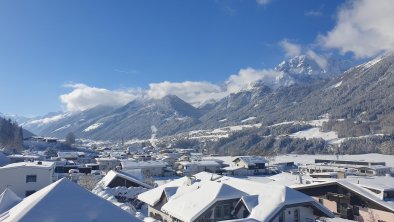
[0,166,54,197]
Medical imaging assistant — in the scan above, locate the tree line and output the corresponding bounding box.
[0,117,23,153]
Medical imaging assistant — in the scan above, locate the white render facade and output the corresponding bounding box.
[0,161,55,198]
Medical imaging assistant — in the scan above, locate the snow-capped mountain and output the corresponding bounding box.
[23,95,202,140]
[284,53,394,121]
[22,54,394,141]
[274,54,352,85]
[0,112,32,124]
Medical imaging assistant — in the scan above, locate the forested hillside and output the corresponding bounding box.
[0,117,23,153]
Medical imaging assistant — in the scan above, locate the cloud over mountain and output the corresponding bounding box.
[319,0,394,58]
[60,68,282,111]
[60,84,141,112]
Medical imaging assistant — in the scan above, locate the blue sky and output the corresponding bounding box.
[0,0,391,116]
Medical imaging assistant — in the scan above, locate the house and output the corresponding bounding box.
[7,154,43,163]
[315,159,386,167]
[0,178,141,222]
[0,188,21,214]
[226,156,269,176]
[95,157,121,171]
[97,170,152,189]
[231,185,334,222]
[294,176,394,221]
[175,160,221,176]
[137,172,334,222]
[0,161,55,197]
[355,165,391,176]
[121,160,171,177]
[299,160,391,177]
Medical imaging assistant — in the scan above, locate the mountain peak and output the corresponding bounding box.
[276,54,352,79]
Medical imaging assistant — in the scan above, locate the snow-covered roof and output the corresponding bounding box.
[139,171,333,222]
[57,152,85,158]
[223,166,245,171]
[137,172,222,206]
[177,160,221,167]
[247,185,334,221]
[346,176,394,192]
[239,195,259,213]
[98,170,152,189]
[161,181,246,222]
[233,156,268,166]
[0,161,54,170]
[268,172,307,186]
[337,180,394,212]
[95,157,120,162]
[0,178,141,222]
[294,180,394,212]
[121,160,167,169]
[0,188,21,214]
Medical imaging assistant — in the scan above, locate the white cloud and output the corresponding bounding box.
[147,81,224,106]
[256,0,271,6]
[279,40,302,57]
[60,68,283,111]
[147,68,282,106]
[306,50,327,69]
[225,68,282,93]
[319,0,394,58]
[60,83,140,112]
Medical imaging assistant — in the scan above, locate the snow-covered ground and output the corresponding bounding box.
[241,117,256,123]
[187,123,262,141]
[22,113,70,127]
[52,124,71,133]
[83,122,103,132]
[290,127,338,141]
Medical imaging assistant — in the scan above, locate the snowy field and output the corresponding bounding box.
[207,153,394,168]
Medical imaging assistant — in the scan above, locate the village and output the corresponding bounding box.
[0,136,393,222]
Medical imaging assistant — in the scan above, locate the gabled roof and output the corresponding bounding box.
[0,178,141,222]
[0,188,21,214]
[98,170,152,189]
[294,179,394,213]
[137,172,222,206]
[337,180,394,212]
[161,181,246,222]
[239,195,259,213]
[233,156,268,166]
[247,186,334,221]
[139,172,333,222]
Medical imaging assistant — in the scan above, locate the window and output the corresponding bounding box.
[26,175,37,183]
[215,206,222,219]
[223,204,231,216]
[278,211,285,222]
[337,203,348,215]
[25,190,35,197]
[294,209,299,222]
[353,206,360,216]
